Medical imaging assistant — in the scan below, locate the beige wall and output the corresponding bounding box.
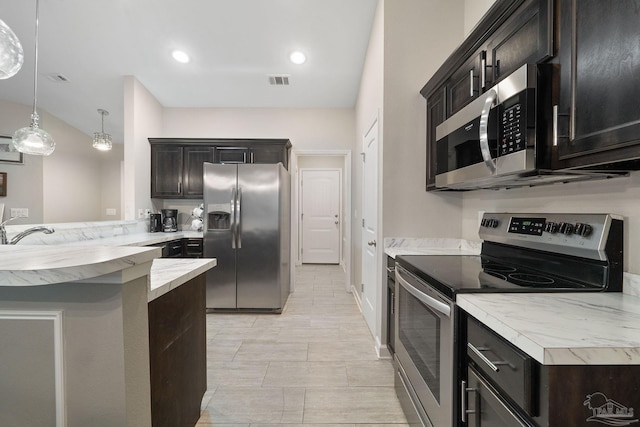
[464,0,497,36]
[123,76,163,221]
[381,0,465,240]
[162,107,355,151]
[0,99,122,224]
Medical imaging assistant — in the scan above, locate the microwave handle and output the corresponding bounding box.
[479,89,497,174]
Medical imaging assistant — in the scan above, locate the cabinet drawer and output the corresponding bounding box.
[166,239,184,258]
[467,316,536,416]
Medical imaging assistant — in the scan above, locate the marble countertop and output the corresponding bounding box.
[384,237,481,259]
[148,258,217,302]
[458,293,640,366]
[0,245,161,286]
[57,231,203,247]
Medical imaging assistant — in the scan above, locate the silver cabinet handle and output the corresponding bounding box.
[178,181,182,194]
[461,380,478,423]
[470,69,475,97]
[479,89,497,174]
[553,105,558,147]
[396,270,450,317]
[481,57,486,90]
[467,343,510,372]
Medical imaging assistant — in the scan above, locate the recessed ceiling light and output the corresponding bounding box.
[289,51,306,65]
[172,50,190,64]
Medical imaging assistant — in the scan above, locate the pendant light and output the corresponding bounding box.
[0,18,24,79]
[93,109,112,151]
[12,0,55,156]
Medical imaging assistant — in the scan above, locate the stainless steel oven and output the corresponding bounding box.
[395,264,455,427]
[393,212,623,427]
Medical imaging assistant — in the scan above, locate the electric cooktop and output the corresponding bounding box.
[395,213,623,300]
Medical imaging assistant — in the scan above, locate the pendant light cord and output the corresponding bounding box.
[32,0,40,117]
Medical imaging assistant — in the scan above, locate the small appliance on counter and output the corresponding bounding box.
[149,213,162,232]
[161,209,178,232]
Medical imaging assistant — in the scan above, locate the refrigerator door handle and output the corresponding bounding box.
[237,187,242,248]
[231,187,237,249]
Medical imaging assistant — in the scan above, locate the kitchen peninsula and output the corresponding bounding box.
[0,223,216,427]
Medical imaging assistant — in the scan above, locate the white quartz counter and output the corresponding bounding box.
[0,245,161,285]
[57,231,204,247]
[0,221,213,300]
[458,292,640,366]
[149,258,216,302]
[384,237,481,259]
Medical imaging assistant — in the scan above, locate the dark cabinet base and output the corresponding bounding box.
[148,274,207,427]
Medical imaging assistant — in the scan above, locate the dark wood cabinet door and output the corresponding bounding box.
[250,145,288,168]
[557,0,640,167]
[183,146,213,198]
[447,52,483,115]
[487,0,553,84]
[151,145,183,198]
[426,88,446,190]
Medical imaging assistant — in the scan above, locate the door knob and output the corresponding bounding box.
[367,240,377,247]
[335,221,339,225]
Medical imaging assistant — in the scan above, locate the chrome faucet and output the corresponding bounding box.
[0,217,55,245]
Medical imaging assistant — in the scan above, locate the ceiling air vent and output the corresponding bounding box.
[46,73,70,83]
[268,75,290,86]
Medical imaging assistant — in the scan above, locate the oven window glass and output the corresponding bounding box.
[398,285,441,402]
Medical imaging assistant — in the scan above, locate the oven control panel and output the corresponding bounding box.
[478,213,623,260]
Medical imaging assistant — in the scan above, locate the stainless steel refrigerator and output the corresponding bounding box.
[203,162,290,312]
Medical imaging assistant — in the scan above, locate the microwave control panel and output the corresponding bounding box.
[499,102,525,156]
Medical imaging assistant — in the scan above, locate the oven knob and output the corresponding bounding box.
[489,219,500,228]
[559,222,574,235]
[481,219,487,227]
[545,222,558,233]
[575,223,593,237]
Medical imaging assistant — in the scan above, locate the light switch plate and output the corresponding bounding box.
[10,208,28,218]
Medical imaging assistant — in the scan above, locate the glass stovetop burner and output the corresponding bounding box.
[480,259,588,289]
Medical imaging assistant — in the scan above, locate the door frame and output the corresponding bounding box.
[290,150,352,293]
[299,167,343,265]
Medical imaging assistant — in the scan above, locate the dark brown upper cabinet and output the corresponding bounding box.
[556,0,640,168]
[446,52,483,116]
[426,88,446,190]
[151,145,214,199]
[151,145,184,198]
[486,0,554,85]
[150,138,291,199]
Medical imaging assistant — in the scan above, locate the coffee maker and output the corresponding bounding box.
[161,209,178,232]
[149,213,162,232]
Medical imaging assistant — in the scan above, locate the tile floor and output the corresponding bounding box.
[196,264,409,426]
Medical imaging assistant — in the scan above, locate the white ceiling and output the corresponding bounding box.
[0,0,378,145]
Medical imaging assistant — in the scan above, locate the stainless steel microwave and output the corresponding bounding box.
[433,63,620,190]
[436,64,545,189]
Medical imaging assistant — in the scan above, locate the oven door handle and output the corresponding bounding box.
[396,270,451,317]
[479,89,497,174]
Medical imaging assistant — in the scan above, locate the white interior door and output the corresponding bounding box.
[301,169,341,264]
[361,119,378,333]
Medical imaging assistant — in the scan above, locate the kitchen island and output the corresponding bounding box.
[0,243,215,427]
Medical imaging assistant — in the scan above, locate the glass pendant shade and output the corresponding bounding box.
[93,132,112,151]
[13,112,55,155]
[93,109,112,151]
[0,18,24,79]
[12,0,55,156]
